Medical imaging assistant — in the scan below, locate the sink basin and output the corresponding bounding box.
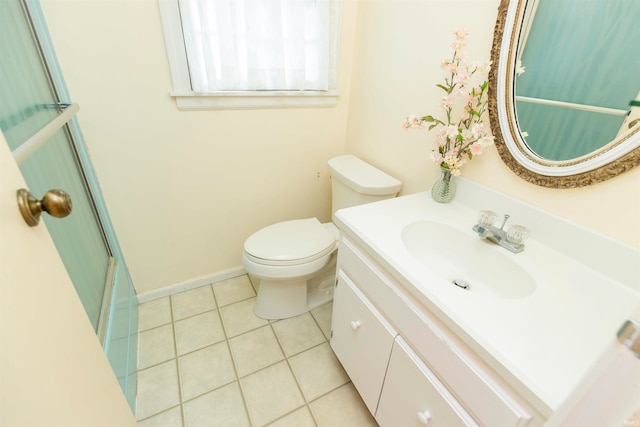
[401,221,536,299]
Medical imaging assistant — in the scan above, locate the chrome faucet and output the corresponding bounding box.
[472,212,528,253]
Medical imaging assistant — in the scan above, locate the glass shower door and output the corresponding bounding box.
[0,0,111,332]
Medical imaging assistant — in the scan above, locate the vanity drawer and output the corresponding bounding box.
[338,236,533,427]
[376,336,477,427]
[330,270,397,414]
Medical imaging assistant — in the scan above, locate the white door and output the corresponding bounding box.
[547,305,640,427]
[0,136,136,426]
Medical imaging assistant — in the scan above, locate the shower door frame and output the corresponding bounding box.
[14,0,116,345]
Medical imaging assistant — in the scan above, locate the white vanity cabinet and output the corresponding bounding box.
[330,235,543,427]
[330,270,397,414]
[376,337,478,427]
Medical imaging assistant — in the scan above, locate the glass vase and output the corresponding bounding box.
[431,166,457,203]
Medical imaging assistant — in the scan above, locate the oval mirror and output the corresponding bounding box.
[488,0,640,188]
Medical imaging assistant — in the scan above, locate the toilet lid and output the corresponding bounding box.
[244,218,337,265]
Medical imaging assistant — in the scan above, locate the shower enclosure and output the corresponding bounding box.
[0,0,138,410]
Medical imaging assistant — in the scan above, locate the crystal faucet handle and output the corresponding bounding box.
[507,225,529,245]
[478,210,497,227]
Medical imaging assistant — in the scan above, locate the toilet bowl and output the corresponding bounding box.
[242,155,401,319]
[243,218,340,319]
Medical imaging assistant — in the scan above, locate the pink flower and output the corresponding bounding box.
[471,123,483,137]
[479,136,494,146]
[434,129,447,146]
[430,151,443,164]
[441,95,454,108]
[440,59,458,73]
[403,30,490,177]
[402,115,425,129]
[445,125,459,139]
[451,41,465,53]
[470,142,484,155]
[453,28,469,41]
[454,72,470,86]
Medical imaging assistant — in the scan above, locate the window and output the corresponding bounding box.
[158,0,341,109]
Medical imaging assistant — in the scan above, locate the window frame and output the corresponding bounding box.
[157,0,340,110]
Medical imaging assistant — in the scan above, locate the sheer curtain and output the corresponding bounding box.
[178,0,339,92]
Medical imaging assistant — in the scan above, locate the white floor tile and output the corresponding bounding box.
[137,406,183,427]
[171,286,216,320]
[289,343,349,401]
[309,383,377,427]
[228,325,285,377]
[174,310,225,355]
[138,324,176,370]
[136,360,181,420]
[178,341,237,401]
[240,361,306,426]
[213,275,256,307]
[183,382,250,427]
[220,298,269,338]
[139,297,172,331]
[272,313,326,357]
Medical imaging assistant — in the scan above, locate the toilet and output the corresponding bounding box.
[242,155,401,319]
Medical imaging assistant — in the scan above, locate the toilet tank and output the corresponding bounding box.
[328,155,402,220]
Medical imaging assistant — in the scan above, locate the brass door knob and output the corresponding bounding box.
[17,188,73,227]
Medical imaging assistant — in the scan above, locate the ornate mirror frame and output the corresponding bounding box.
[488,0,640,188]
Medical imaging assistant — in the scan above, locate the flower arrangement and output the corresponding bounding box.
[403,29,494,176]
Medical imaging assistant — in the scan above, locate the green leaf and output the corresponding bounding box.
[421,115,436,122]
[428,124,438,131]
[436,84,450,93]
[480,81,489,91]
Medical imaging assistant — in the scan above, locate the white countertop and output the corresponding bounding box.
[334,187,640,412]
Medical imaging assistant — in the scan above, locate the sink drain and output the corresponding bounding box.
[452,279,470,290]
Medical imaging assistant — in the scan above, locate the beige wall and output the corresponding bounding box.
[42,0,638,294]
[345,0,640,248]
[41,0,359,293]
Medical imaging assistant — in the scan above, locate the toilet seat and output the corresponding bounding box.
[243,218,338,266]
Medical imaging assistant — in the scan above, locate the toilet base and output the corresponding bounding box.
[253,255,336,320]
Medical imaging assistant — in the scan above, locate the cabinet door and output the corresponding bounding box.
[330,270,397,414]
[376,337,478,427]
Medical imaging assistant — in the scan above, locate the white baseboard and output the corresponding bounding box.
[136,266,247,304]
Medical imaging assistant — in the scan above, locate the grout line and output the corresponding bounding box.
[168,294,187,427]
[213,284,254,426]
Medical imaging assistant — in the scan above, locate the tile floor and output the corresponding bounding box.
[136,275,378,427]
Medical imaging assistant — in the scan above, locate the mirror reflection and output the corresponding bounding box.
[489,0,640,187]
[514,0,640,161]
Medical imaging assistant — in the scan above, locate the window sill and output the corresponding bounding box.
[170,90,339,110]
